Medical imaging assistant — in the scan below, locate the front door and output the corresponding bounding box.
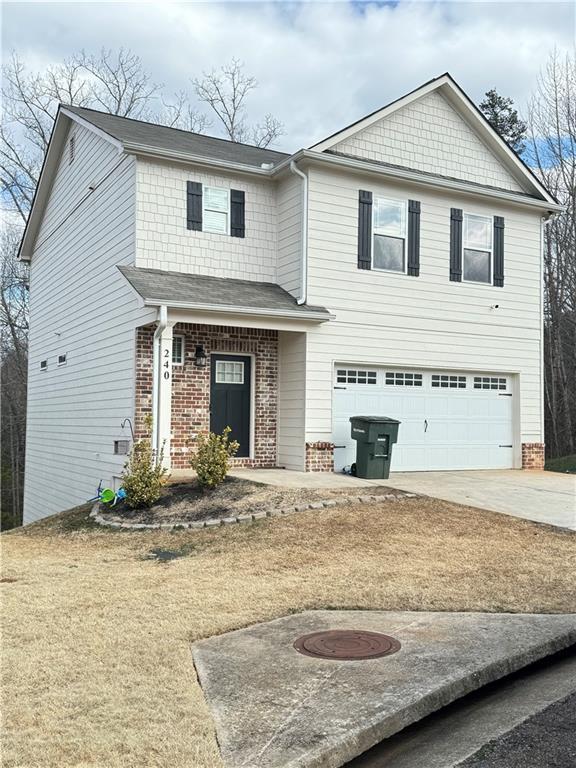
[210,355,251,457]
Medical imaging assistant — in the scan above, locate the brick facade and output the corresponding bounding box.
[522,442,545,470]
[305,442,335,472]
[135,323,278,469]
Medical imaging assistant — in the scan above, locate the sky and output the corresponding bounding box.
[2,0,575,152]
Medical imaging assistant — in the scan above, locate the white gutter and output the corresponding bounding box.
[142,297,332,321]
[289,150,564,213]
[151,304,168,460]
[289,160,309,305]
[122,141,276,177]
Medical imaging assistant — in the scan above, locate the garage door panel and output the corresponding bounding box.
[333,366,514,472]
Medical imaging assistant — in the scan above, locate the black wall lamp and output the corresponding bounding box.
[194,344,207,368]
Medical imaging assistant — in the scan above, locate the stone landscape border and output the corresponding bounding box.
[89,491,419,531]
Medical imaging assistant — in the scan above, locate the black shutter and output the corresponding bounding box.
[449,208,463,282]
[230,189,245,238]
[407,200,421,276]
[186,181,202,231]
[493,216,505,287]
[358,190,372,270]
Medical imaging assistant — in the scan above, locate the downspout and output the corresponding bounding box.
[289,160,308,305]
[152,304,168,460]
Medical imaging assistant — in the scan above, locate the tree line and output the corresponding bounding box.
[1,49,574,529]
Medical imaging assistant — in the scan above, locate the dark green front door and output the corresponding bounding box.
[210,355,251,457]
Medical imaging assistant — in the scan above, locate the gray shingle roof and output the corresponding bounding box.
[64,106,289,168]
[119,266,331,320]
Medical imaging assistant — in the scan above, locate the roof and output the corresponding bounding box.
[118,266,332,321]
[64,105,289,169]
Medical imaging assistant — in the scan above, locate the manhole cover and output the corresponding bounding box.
[293,629,401,660]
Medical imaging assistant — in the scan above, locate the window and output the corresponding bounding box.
[172,335,184,365]
[215,360,244,384]
[373,197,407,272]
[463,213,492,284]
[114,440,130,455]
[385,372,423,386]
[336,369,377,385]
[40,360,48,371]
[57,354,67,366]
[432,374,466,389]
[203,187,229,234]
[474,376,507,391]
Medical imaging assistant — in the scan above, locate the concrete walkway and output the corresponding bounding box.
[227,468,576,531]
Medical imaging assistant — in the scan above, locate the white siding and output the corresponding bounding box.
[135,158,277,282]
[333,91,524,193]
[277,331,306,470]
[303,165,543,461]
[276,173,302,297]
[23,124,144,524]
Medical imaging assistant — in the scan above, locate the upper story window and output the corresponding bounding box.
[203,187,229,235]
[372,197,407,273]
[463,213,492,284]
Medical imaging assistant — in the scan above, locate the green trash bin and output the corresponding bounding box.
[349,416,401,480]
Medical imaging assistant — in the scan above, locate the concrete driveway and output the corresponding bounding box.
[381,470,576,531]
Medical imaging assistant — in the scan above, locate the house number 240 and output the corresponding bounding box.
[163,348,171,379]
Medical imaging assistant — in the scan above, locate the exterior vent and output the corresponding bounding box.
[114,440,130,455]
[68,135,76,165]
[40,360,48,371]
[58,354,67,366]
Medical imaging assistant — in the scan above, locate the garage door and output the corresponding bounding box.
[333,367,514,472]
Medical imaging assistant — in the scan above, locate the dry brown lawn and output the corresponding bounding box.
[2,498,575,768]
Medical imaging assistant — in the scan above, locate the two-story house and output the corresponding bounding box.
[19,73,560,524]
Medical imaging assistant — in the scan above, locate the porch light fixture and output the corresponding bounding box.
[194,344,207,368]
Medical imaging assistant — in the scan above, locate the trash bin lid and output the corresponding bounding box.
[349,415,401,424]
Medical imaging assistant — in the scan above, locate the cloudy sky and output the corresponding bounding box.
[2,1,574,151]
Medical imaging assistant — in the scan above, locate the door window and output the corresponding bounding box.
[215,360,244,384]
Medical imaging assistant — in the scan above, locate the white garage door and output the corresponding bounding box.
[333,367,514,472]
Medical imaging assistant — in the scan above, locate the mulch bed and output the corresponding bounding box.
[102,477,404,524]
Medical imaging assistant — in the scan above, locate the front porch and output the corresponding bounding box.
[135,322,280,470]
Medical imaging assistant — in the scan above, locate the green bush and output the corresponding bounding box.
[122,420,169,509]
[190,427,239,489]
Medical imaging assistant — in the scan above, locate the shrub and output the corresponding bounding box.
[190,427,239,489]
[122,419,169,509]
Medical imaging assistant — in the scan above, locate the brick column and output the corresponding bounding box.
[522,443,545,470]
[305,442,334,472]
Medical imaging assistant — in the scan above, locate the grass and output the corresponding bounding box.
[2,498,575,768]
[545,454,576,474]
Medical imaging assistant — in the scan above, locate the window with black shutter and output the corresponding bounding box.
[186,181,202,231]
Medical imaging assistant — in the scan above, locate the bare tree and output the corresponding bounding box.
[1,222,29,529]
[194,59,284,147]
[526,50,576,459]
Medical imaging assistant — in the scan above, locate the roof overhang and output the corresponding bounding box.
[287,149,564,213]
[143,297,334,323]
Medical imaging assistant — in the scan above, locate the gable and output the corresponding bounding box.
[330,90,525,193]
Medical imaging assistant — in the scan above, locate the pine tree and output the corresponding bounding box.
[479,88,528,154]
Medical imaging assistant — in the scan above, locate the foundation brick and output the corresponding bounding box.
[305,441,335,473]
[521,442,545,470]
